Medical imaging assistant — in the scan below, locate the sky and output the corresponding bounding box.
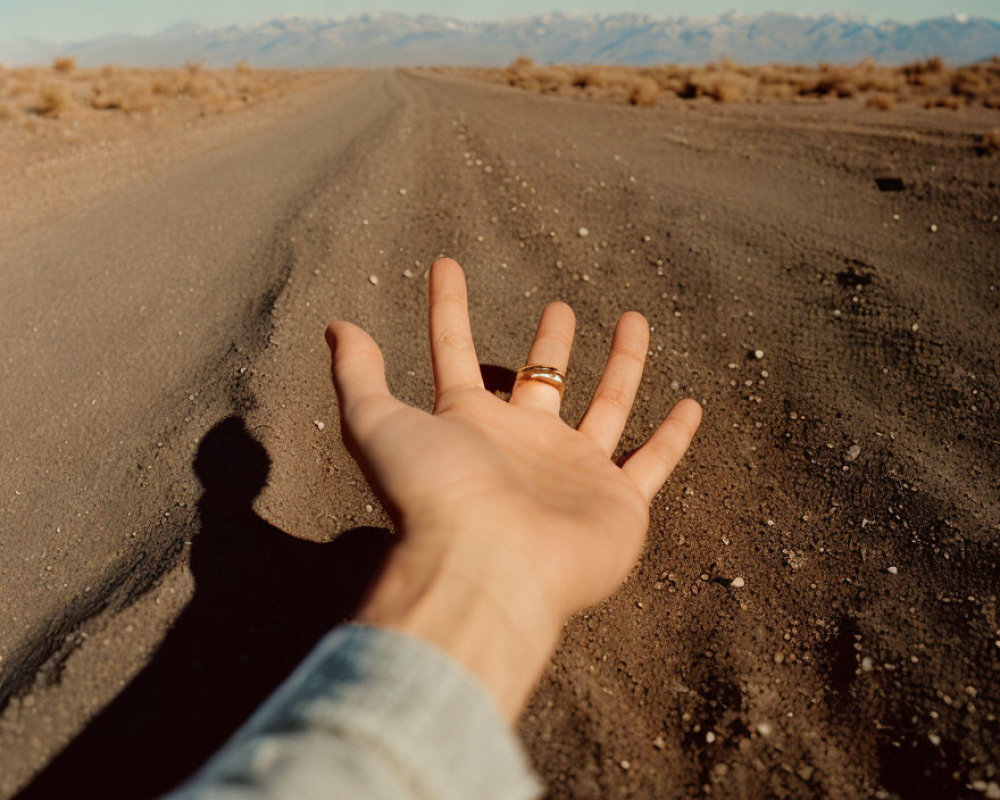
[1,0,996,42]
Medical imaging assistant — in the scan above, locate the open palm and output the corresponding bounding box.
[326,258,701,628]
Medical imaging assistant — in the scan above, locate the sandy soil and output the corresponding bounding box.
[0,65,349,244]
[0,68,998,799]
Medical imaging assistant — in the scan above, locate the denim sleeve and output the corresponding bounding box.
[161,623,544,800]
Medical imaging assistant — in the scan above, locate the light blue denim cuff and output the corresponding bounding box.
[163,623,544,800]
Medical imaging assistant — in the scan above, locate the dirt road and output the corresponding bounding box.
[2,69,998,799]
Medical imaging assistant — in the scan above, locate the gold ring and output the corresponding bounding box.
[514,364,566,399]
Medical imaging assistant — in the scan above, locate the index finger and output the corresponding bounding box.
[429,258,484,404]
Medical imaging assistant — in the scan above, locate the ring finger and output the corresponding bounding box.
[510,301,575,415]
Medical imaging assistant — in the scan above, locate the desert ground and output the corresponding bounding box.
[0,64,998,799]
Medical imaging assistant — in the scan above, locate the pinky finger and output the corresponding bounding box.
[621,398,702,503]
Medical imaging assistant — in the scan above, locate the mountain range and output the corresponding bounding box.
[2,12,998,68]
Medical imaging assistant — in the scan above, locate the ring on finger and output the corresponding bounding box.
[514,364,566,400]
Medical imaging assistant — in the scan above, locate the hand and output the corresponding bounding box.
[325,258,701,721]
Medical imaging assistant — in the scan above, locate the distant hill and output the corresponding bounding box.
[2,12,998,68]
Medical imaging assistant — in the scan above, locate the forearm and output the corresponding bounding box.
[356,534,564,724]
[163,624,543,800]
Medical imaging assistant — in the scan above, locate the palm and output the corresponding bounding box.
[327,259,700,621]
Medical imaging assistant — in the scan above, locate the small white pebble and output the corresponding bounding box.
[705,731,716,743]
[845,444,861,462]
[670,380,680,391]
[368,274,379,286]
[754,349,765,359]
[731,577,745,588]
[314,420,325,431]
[399,188,407,195]
[927,733,941,746]
[929,223,938,232]
[619,759,630,770]
[403,268,414,278]
[832,309,842,317]
[912,322,919,332]
[364,503,373,512]
[860,656,874,672]
[577,226,589,238]
[756,722,773,737]
[888,566,898,575]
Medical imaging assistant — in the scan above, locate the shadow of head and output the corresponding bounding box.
[14,414,395,800]
[193,415,269,502]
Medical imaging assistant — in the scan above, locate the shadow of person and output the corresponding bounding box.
[16,415,393,800]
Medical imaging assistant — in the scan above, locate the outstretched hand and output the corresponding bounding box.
[325,257,701,720]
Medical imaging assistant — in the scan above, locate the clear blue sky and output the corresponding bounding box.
[1,0,995,41]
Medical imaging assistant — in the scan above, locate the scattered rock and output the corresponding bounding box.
[888,565,898,575]
[860,656,874,672]
[929,223,938,232]
[652,735,666,750]
[578,226,589,237]
[314,420,325,431]
[368,274,379,286]
[875,177,905,192]
[731,576,746,588]
[620,759,630,771]
[845,444,861,462]
[403,268,414,278]
[753,349,765,360]
[706,731,717,743]
[756,722,773,737]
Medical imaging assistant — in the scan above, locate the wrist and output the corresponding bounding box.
[356,537,563,723]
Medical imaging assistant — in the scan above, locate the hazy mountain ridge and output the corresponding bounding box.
[2,11,998,67]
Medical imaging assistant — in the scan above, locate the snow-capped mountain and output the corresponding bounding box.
[2,11,997,67]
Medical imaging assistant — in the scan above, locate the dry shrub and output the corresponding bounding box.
[34,83,69,116]
[571,68,605,89]
[91,74,146,110]
[975,129,1000,155]
[682,70,755,102]
[627,76,659,105]
[866,93,894,110]
[903,56,949,90]
[473,54,1000,110]
[53,57,76,74]
[639,65,687,96]
[923,95,964,110]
